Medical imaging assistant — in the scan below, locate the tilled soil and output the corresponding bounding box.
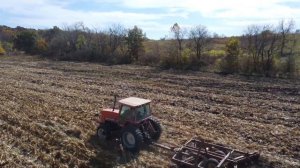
[0,55,299,168]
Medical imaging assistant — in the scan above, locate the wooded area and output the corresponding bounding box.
[0,19,299,77]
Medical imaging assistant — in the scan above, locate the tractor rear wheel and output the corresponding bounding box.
[148,117,162,141]
[121,125,143,152]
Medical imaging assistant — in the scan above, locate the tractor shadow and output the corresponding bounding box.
[87,133,267,168]
[87,133,149,168]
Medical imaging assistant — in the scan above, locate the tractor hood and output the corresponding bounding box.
[99,108,120,123]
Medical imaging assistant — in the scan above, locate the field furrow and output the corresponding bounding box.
[0,56,299,168]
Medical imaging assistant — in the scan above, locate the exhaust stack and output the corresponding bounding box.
[112,95,117,111]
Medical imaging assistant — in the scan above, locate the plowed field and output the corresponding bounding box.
[0,55,299,168]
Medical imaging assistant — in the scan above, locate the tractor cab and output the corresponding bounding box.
[98,97,152,124]
[119,97,151,123]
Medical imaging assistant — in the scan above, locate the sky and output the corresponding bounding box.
[1,0,300,39]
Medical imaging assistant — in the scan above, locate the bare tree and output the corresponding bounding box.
[60,22,87,52]
[242,25,261,72]
[277,19,297,75]
[171,23,185,65]
[278,19,295,57]
[242,25,280,75]
[108,24,127,56]
[261,28,279,75]
[93,30,109,61]
[189,25,209,60]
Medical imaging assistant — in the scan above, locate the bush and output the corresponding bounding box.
[139,41,162,66]
[274,56,298,78]
[139,52,160,66]
[14,31,37,54]
[284,55,297,77]
[160,41,178,69]
[76,34,87,50]
[239,53,254,74]
[35,38,48,54]
[206,49,226,58]
[0,42,6,55]
[2,42,13,53]
[181,48,192,65]
[47,34,69,58]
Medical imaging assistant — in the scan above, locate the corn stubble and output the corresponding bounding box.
[0,56,299,168]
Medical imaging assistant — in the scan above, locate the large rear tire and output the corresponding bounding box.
[148,117,162,141]
[121,125,143,152]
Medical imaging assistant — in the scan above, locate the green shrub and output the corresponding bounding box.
[206,49,226,57]
[181,48,192,65]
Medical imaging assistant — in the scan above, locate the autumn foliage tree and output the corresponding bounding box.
[35,38,48,54]
[220,38,240,74]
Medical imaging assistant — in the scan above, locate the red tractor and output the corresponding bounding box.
[96,96,162,152]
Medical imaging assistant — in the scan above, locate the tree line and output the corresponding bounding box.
[0,23,145,64]
[165,20,299,77]
[0,20,299,77]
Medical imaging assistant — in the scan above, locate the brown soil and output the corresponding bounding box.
[0,55,299,168]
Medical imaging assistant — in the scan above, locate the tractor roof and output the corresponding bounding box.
[118,97,151,107]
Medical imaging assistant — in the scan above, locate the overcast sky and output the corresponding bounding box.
[1,0,300,39]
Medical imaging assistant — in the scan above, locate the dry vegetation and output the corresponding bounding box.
[0,55,299,168]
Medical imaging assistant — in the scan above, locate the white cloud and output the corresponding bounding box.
[1,0,184,30]
[117,0,300,35]
[120,0,300,19]
[1,0,300,39]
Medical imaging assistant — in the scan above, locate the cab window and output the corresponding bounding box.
[120,105,132,121]
[120,105,130,116]
[136,104,150,120]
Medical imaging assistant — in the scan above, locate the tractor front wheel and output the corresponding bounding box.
[97,123,111,140]
[121,125,143,152]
